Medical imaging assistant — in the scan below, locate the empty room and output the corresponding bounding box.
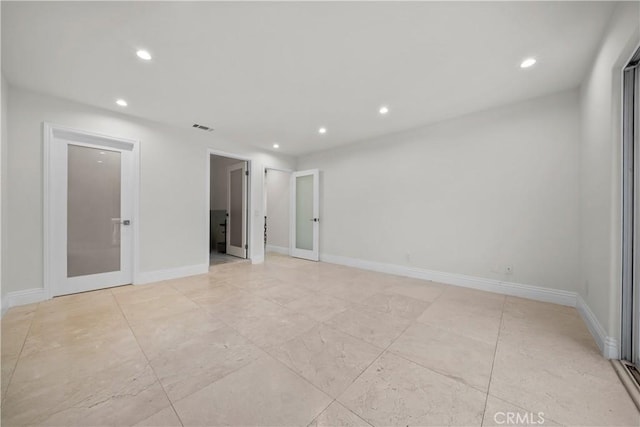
[2,1,640,426]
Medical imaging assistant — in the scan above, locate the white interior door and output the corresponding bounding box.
[226,162,247,258]
[49,128,135,296]
[291,169,319,261]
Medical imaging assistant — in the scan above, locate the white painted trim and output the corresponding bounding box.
[577,294,620,359]
[251,255,265,264]
[135,264,209,285]
[2,288,48,316]
[266,244,289,255]
[320,253,577,307]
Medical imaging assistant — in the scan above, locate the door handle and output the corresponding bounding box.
[309,218,319,222]
[112,218,131,226]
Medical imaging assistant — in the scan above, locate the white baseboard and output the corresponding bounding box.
[251,255,265,264]
[576,295,619,359]
[266,245,289,255]
[135,263,209,285]
[321,253,577,307]
[2,288,48,316]
[1,264,211,316]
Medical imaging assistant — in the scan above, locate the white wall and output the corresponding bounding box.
[579,1,640,343]
[266,169,291,250]
[298,90,581,293]
[210,155,240,211]
[3,85,295,296]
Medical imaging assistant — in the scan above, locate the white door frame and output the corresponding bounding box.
[43,123,140,299]
[205,149,252,263]
[290,169,320,261]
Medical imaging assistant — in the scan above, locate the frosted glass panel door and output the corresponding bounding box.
[226,162,247,258]
[291,169,319,261]
[48,125,135,297]
[67,145,121,277]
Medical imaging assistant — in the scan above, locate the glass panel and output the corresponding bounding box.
[67,145,121,277]
[229,168,243,247]
[296,174,314,251]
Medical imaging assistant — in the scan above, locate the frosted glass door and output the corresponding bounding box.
[67,145,121,277]
[291,169,319,261]
[226,162,247,258]
[48,125,135,297]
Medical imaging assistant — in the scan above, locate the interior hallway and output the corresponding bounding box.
[2,254,637,426]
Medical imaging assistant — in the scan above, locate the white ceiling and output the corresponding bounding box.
[2,1,614,156]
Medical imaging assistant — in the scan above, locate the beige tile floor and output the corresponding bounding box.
[1,253,639,426]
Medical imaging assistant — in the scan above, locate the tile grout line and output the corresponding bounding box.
[171,276,337,419]
[324,315,420,427]
[480,295,507,426]
[2,302,40,406]
[185,268,374,426]
[110,289,185,427]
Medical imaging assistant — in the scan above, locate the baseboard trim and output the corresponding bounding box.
[266,245,289,255]
[251,255,265,264]
[2,288,48,316]
[576,295,620,359]
[320,253,577,307]
[135,263,209,285]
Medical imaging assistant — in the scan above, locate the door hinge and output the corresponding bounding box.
[245,170,249,176]
[245,244,248,249]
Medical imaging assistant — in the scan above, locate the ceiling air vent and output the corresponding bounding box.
[192,123,214,132]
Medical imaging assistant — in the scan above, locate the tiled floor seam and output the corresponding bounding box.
[110,289,186,427]
[480,295,507,426]
[384,347,492,396]
[2,302,39,406]
[220,322,332,400]
[183,296,338,412]
[306,397,337,427]
[330,316,417,424]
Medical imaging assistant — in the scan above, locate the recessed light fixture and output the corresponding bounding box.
[520,58,537,68]
[97,160,104,164]
[379,105,389,115]
[136,49,152,61]
[273,143,280,149]
[318,127,327,135]
[116,99,128,107]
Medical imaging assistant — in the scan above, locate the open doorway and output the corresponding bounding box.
[209,154,249,266]
[264,168,291,256]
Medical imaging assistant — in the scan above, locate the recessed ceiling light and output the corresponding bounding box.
[116,99,128,107]
[273,143,280,149]
[97,160,103,164]
[318,127,327,135]
[136,49,152,61]
[520,58,536,68]
[379,105,389,115]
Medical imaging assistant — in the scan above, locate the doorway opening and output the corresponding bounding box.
[621,46,640,390]
[209,153,249,266]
